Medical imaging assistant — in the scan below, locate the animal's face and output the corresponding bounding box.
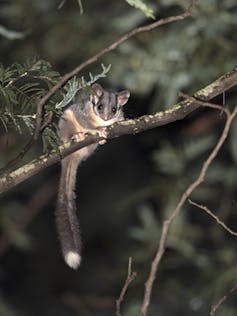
[91,83,130,124]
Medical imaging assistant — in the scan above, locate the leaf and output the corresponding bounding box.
[0,24,28,40]
[76,0,84,15]
[183,134,216,162]
[125,0,155,19]
[42,126,59,153]
[129,205,160,243]
[55,76,81,110]
[55,64,111,110]
[152,145,185,175]
[16,114,35,134]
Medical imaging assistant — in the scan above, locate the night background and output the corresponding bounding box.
[0,0,237,315]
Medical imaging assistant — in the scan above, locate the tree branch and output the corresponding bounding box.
[33,1,196,139]
[116,257,136,316]
[210,283,237,316]
[189,199,237,237]
[140,101,237,316]
[0,68,237,194]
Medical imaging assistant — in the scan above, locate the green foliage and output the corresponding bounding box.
[0,59,61,135]
[41,125,59,153]
[129,205,160,243]
[125,0,155,19]
[42,63,111,151]
[55,64,111,110]
[0,24,27,40]
[0,60,111,152]
[58,0,84,14]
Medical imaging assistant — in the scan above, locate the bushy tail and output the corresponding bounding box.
[56,156,81,269]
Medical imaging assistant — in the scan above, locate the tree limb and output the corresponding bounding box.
[0,68,237,194]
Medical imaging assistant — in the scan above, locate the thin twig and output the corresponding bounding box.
[179,91,230,116]
[140,103,237,316]
[210,283,237,316]
[116,257,136,316]
[189,199,237,237]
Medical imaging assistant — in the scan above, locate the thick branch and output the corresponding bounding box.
[0,68,237,194]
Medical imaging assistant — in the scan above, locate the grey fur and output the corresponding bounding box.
[56,84,130,268]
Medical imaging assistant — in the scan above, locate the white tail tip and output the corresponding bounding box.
[65,251,81,269]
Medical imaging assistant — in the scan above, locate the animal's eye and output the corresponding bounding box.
[97,103,103,110]
[112,106,117,113]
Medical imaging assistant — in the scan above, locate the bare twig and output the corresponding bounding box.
[1,68,237,194]
[179,91,230,116]
[140,103,237,316]
[189,199,237,237]
[210,283,237,316]
[116,257,136,316]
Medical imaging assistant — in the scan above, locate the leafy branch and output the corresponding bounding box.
[55,64,111,110]
[0,67,237,194]
[0,59,61,134]
[125,0,155,19]
[0,1,195,173]
[0,63,111,171]
[33,1,196,140]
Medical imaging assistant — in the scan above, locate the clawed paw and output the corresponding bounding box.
[71,128,108,145]
[98,127,108,145]
[71,132,86,142]
[99,139,106,145]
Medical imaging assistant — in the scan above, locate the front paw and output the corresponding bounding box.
[71,132,86,142]
[97,127,108,145]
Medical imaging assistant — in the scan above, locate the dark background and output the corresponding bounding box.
[0,1,237,315]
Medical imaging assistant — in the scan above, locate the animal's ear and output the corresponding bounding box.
[91,83,103,104]
[117,90,130,106]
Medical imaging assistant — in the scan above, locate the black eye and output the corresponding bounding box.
[97,103,103,110]
[112,106,117,113]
